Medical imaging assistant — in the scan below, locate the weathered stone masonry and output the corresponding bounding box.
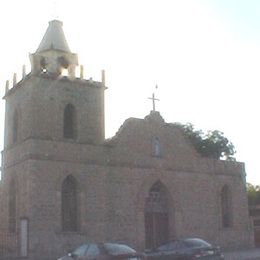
[0,20,254,260]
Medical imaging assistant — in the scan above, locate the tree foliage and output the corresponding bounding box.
[247,183,260,206]
[175,123,236,161]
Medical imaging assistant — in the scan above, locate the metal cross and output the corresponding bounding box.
[148,93,159,111]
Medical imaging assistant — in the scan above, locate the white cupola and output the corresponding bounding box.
[30,20,78,77]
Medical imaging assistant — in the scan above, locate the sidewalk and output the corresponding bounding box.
[224,248,260,260]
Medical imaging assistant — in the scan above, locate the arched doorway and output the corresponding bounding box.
[144,181,169,249]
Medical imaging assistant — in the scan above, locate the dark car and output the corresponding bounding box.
[143,238,224,260]
[57,242,142,260]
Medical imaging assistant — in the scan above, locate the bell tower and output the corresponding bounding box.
[3,20,105,148]
[1,20,106,259]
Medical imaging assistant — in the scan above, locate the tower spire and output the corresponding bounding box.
[30,20,78,77]
[36,20,70,53]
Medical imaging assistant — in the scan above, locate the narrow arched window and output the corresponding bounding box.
[12,110,18,144]
[61,175,78,232]
[153,137,161,157]
[221,185,232,228]
[40,57,47,73]
[63,104,76,139]
[9,178,16,232]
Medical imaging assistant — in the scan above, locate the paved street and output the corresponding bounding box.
[224,248,260,260]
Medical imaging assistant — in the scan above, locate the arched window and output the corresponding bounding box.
[145,181,169,249]
[9,178,16,232]
[221,185,232,228]
[153,137,161,157]
[12,110,18,144]
[63,104,76,139]
[61,175,78,232]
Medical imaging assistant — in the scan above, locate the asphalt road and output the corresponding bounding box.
[224,248,260,260]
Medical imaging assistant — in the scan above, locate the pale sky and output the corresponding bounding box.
[1,0,260,185]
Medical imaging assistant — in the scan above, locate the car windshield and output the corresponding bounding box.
[104,243,136,256]
[183,238,211,248]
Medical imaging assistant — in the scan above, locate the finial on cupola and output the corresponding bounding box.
[22,65,26,78]
[101,70,105,86]
[80,65,84,79]
[5,80,9,94]
[13,73,17,86]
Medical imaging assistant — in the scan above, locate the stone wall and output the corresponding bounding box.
[0,76,254,260]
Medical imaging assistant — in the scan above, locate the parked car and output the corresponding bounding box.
[57,242,142,260]
[143,238,224,260]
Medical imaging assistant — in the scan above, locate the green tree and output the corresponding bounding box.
[247,183,260,205]
[174,123,236,161]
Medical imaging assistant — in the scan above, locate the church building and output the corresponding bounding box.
[0,20,254,260]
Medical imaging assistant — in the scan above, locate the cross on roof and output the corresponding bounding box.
[148,92,159,111]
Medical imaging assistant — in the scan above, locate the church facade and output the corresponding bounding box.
[0,20,254,260]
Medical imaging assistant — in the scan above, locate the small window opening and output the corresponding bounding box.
[58,56,69,69]
[61,69,69,77]
[153,137,161,157]
[40,57,47,73]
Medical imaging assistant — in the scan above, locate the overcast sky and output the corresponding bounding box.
[1,0,260,185]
